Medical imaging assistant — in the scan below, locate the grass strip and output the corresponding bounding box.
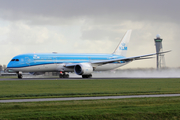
[0,97,180,120]
[1,78,180,99]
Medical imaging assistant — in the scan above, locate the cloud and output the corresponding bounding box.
[0,0,179,68]
[0,21,68,64]
[0,22,65,45]
[0,0,180,25]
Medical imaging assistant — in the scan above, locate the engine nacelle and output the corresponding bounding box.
[74,63,93,75]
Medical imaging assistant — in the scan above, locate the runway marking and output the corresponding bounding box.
[1,94,180,103]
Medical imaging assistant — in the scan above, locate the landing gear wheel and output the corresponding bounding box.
[59,72,69,78]
[82,74,92,78]
[65,74,69,78]
[18,74,22,79]
[59,74,63,78]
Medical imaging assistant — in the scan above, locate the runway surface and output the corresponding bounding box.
[0,78,137,81]
[0,77,141,81]
[0,77,177,81]
[1,94,180,103]
[0,77,124,81]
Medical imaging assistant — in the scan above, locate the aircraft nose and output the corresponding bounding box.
[6,62,16,73]
[7,62,13,68]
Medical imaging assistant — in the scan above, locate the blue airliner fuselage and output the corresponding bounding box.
[7,53,124,69]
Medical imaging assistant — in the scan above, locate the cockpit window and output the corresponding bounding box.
[11,59,19,61]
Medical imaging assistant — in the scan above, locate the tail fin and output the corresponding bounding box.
[113,30,132,57]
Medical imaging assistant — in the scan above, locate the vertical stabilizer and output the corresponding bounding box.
[113,30,132,57]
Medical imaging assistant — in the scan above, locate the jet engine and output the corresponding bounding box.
[74,63,93,75]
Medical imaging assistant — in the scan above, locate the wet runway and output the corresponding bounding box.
[1,94,180,103]
[1,68,180,80]
[0,77,172,81]
[0,77,121,81]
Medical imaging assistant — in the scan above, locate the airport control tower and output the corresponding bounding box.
[154,34,166,69]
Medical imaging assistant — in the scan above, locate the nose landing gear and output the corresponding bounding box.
[17,72,23,79]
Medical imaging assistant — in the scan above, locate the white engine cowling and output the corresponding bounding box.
[74,63,93,75]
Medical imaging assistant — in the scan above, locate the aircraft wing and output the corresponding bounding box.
[92,50,171,65]
[65,50,171,67]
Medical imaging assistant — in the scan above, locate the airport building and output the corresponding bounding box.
[0,65,2,72]
[154,34,166,69]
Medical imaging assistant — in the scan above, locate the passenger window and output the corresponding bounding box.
[16,59,19,61]
[11,59,15,61]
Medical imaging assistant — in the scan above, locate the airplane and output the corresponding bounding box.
[7,30,170,79]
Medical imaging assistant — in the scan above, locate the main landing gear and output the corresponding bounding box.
[82,74,92,78]
[59,72,69,78]
[17,72,23,79]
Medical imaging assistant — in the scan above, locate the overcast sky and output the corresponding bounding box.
[0,0,179,68]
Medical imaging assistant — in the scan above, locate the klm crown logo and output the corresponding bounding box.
[119,43,127,50]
